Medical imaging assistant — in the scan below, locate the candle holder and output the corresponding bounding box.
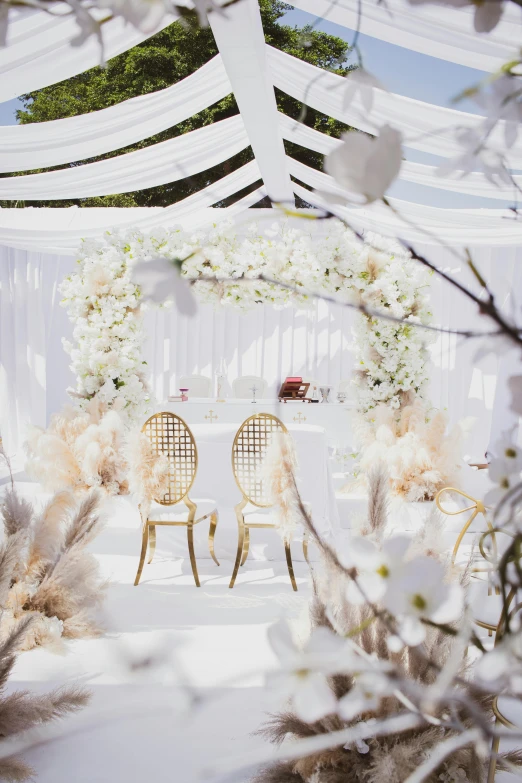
[179,388,189,402]
[319,386,331,403]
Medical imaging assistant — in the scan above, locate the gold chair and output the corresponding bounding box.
[229,413,308,591]
[436,487,499,634]
[134,412,219,588]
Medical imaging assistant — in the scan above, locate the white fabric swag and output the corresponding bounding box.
[269,47,522,167]
[0,7,172,103]
[289,0,522,73]
[0,115,249,200]
[0,164,264,254]
[292,180,522,245]
[0,56,231,173]
[280,114,522,202]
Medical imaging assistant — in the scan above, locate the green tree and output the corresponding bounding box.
[5,0,352,208]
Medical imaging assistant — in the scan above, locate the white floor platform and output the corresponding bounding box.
[1,474,312,783]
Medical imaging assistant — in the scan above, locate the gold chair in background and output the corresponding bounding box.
[230,413,307,591]
[134,412,219,588]
[436,487,500,634]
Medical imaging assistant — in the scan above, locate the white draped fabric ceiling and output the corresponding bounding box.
[0,0,521,245]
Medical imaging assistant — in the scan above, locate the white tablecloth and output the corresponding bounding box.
[189,422,339,534]
[152,421,339,563]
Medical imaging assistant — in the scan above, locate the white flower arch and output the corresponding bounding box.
[60,219,433,423]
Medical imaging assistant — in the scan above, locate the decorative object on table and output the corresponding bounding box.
[319,385,331,403]
[305,379,321,402]
[179,375,212,398]
[278,377,311,403]
[179,388,189,402]
[204,410,218,424]
[232,376,268,400]
[168,395,183,402]
[25,399,129,497]
[250,385,258,404]
[337,390,347,404]
[216,373,226,403]
[134,412,219,588]
[0,488,107,651]
[230,414,308,591]
[293,412,306,425]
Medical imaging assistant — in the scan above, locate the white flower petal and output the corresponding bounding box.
[293,673,337,723]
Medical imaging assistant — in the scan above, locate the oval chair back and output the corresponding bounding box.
[232,413,287,508]
[142,412,197,505]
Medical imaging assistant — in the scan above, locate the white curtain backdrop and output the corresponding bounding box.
[2,241,520,463]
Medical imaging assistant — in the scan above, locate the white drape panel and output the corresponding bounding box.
[0,116,249,200]
[281,114,522,202]
[0,7,172,103]
[1,241,519,462]
[0,163,263,254]
[292,183,522,245]
[0,56,231,173]
[142,298,357,402]
[268,47,522,167]
[289,0,522,72]
[0,247,76,454]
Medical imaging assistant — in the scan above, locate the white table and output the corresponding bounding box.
[146,414,341,562]
[155,398,356,450]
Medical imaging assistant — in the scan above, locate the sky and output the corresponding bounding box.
[0,5,511,209]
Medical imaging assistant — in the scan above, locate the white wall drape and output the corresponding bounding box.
[2,241,520,463]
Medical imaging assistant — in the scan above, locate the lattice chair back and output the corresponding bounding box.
[142,412,197,505]
[232,413,287,508]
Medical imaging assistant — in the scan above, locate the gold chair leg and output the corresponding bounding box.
[187,522,200,587]
[284,539,298,592]
[487,731,500,783]
[208,512,220,566]
[303,531,310,565]
[148,525,156,564]
[240,527,250,566]
[229,521,245,589]
[134,522,150,587]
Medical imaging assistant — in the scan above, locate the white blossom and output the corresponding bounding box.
[324,125,403,204]
[383,556,464,645]
[266,621,347,723]
[132,257,198,315]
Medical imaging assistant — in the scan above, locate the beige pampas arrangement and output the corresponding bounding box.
[0,618,89,782]
[0,489,107,652]
[263,432,301,543]
[25,399,129,496]
[126,430,170,518]
[353,398,466,502]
